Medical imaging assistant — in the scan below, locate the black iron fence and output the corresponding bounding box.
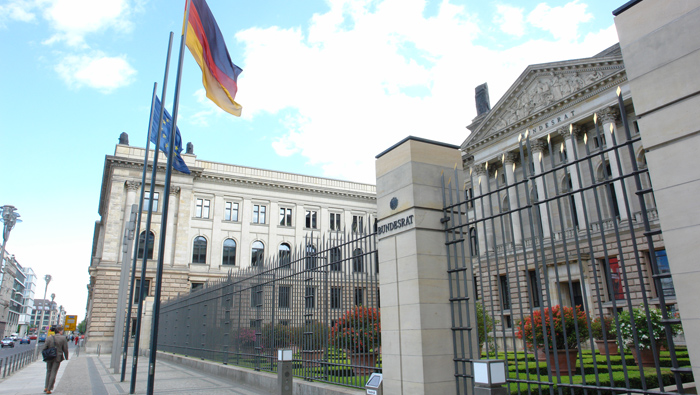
[1,347,37,378]
[443,90,691,395]
[158,230,381,389]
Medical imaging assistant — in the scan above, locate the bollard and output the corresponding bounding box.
[277,349,293,395]
[473,360,509,395]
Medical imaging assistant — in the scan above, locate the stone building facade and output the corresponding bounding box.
[86,140,377,352]
[460,44,676,349]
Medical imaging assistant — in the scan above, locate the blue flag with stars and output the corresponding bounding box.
[150,97,191,174]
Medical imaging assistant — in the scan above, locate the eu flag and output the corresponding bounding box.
[150,97,191,174]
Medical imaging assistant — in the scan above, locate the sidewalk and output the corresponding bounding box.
[0,345,268,394]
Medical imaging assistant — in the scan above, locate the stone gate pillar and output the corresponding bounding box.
[375,136,473,395]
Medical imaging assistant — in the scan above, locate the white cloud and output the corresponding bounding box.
[55,52,136,93]
[231,0,616,183]
[0,0,37,26]
[494,4,525,37]
[42,0,132,47]
[527,0,593,42]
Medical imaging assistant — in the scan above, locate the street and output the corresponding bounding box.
[0,340,40,359]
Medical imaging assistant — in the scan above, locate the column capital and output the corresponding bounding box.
[125,181,141,191]
[170,186,181,195]
[557,126,575,140]
[530,139,548,153]
[473,163,488,176]
[598,107,618,124]
[503,151,519,165]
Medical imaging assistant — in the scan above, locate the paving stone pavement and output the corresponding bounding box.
[0,345,270,395]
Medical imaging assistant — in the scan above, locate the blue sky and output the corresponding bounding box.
[0,0,620,322]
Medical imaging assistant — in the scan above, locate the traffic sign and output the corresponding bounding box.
[65,315,78,331]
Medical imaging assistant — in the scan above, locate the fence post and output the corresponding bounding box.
[375,137,471,395]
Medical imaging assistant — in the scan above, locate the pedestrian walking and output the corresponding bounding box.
[75,335,79,345]
[43,325,69,394]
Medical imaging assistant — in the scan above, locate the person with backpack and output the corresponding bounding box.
[42,325,69,394]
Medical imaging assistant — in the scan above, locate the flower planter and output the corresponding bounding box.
[630,346,657,367]
[347,351,379,376]
[544,348,578,376]
[595,339,619,355]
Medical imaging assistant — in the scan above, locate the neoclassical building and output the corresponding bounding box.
[459,44,676,348]
[86,139,376,351]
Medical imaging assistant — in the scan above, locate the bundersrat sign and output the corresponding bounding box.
[377,214,415,236]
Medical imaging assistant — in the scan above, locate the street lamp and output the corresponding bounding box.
[48,293,56,329]
[35,274,51,355]
[0,205,21,300]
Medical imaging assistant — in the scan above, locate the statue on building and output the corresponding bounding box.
[186,142,194,154]
[119,132,129,145]
[475,83,491,116]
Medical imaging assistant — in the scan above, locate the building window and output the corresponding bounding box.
[654,250,676,298]
[137,231,155,260]
[529,271,540,308]
[134,279,151,303]
[305,287,315,309]
[354,288,364,306]
[330,213,341,231]
[192,236,207,264]
[469,227,478,256]
[465,187,474,209]
[250,286,262,308]
[499,274,510,310]
[305,244,317,270]
[195,198,210,218]
[473,276,479,300]
[191,282,204,292]
[352,248,363,272]
[352,215,364,233]
[225,202,239,221]
[251,241,264,267]
[330,247,342,271]
[331,287,342,309]
[253,205,266,224]
[143,192,159,212]
[222,239,236,266]
[278,243,291,267]
[305,210,318,229]
[279,208,292,226]
[593,133,607,149]
[279,286,291,308]
[604,257,624,301]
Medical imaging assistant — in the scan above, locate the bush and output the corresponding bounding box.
[591,316,615,340]
[516,305,589,350]
[330,306,381,353]
[476,302,495,350]
[612,307,682,350]
[261,323,299,349]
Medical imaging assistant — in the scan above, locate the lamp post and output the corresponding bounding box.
[48,293,56,330]
[35,274,51,355]
[0,206,21,311]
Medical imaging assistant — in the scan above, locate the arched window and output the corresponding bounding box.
[605,162,620,218]
[251,241,264,267]
[305,244,317,270]
[192,236,207,264]
[329,247,342,271]
[352,248,363,272]
[278,243,291,267]
[222,239,236,266]
[563,174,579,228]
[597,162,621,220]
[469,227,478,256]
[137,231,155,260]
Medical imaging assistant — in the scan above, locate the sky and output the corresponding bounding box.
[0,0,621,324]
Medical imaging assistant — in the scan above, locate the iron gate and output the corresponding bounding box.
[442,90,691,395]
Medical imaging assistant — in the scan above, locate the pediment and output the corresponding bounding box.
[462,44,625,152]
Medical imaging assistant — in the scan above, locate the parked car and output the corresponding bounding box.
[19,337,31,344]
[10,333,19,341]
[29,334,37,340]
[1,337,14,348]
[38,334,47,343]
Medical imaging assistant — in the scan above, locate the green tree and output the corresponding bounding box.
[77,319,87,334]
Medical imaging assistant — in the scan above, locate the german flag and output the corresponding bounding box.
[185,0,243,116]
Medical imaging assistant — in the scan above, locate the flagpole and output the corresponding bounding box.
[130,32,175,395]
[120,82,158,382]
[146,1,191,393]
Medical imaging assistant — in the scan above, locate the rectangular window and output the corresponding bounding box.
[279,208,292,226]
[529,271,540,308]
[604,257,625,301]
[143,192,159,212]
[654,250,676,298]
[352,215,364,233]
[134,279,151,304]
[253,205,266,224]
[195,198,210,218]
[279,286,291,308]
[330,213,341,231]
[354,288,364,306]
[473,276,479,300]
[305,210,318,229]
[466,187,474,209]
[305,287,315,309]
[330,248,342,271]
[191,282,204,292]
[250,286,262,307]
[225,202,239,221]
[331,287,342,309]
[499,275,510,310]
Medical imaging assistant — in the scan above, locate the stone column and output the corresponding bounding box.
[122,181,140,266]
[530,140,551,238]
[165,186,180,267]
[503,152,522,245]
[559,127,587,227]
[473,163,489,255]
[375,137,475,394]
[599,107,629,221]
